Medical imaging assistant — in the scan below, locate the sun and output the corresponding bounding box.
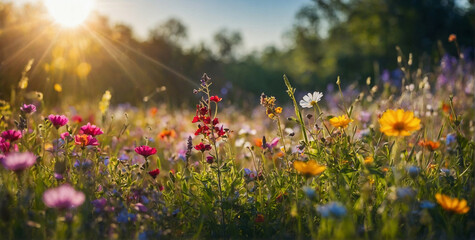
[45,0,95,28]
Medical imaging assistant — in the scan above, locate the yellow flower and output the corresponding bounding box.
[54,83,62,92]
[293,160,326,176]
[379,109,421,137]
[435,193,470,214]
[364,156,374,165]
[329,115,353,128]
[275,107,282,114]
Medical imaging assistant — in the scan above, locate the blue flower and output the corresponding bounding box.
[117,210,136,223]
[303,186,316,199]
[446,134,456,145]
[118,154,129,161]
[396,187,415,200]
[420,200,436,209]
[407,166,420,178]
[317,202,347,218]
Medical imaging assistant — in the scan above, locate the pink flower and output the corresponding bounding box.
[135,145,157,158]
[1,130,22,142]
[264,137,280,149]
[42,184,85,209]
[1,152,36,171]
[148,168,160,179]
[74,134,99,148]
[48,115,68,128]
[20,104,36,114]
[60,132,71,140]
[79,122,104,136]
[0,138,11,153]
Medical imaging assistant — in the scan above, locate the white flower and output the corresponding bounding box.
[299,91,323,108]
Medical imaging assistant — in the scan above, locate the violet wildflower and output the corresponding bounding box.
[20,104,36,114]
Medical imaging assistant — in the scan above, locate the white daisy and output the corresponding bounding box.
[299,91,323,108]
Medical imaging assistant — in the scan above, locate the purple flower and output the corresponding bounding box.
[92,198,107,212]
[1,130,22,142]
[54,172,64,180]
[20,104,36,114]
[48,115,69,128]
[264,137,279,149]
[134,203,148,212]
[358,111,372,124]
[1,152,36,171]
[42,184,85,209]
[79,122,104,136]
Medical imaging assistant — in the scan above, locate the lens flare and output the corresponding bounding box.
[45,0,95,28]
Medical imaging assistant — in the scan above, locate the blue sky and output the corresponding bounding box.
[11,0,312,51]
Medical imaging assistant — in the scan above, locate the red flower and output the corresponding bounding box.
[215,125,226,137]
[72,115,83,123]
[192,116,200,123]
[210,96,222,102]
[74,134,99,148]
[1,130,22,142]
[212,118,219,125]
[194,142,211,152]
[194,125,210,136]
[206,156,214,164]
[148,168,160,179]
[79,122,104,136]
[135,145,157,158]
[255,214,265,223]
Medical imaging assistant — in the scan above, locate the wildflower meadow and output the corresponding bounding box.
[1,43,475,239]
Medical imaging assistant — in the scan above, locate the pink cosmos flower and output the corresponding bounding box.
[79,122,104,136]
[1,130,22,142]
[74,134,99,148]
[135,145,157,158]
[48,115,69,128]
[1,152,36,171]
[20,104,36,114]
[42,184,85,209]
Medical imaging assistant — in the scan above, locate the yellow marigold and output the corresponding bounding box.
[293,160,326,176]
[379,109,421,137]
[329,115,353,128]
[435,193,470,214]
[364,156,374,165]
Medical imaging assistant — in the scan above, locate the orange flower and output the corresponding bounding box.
[149,107,158,117]
[448,34,457,42]
[254,138,263,148]
[329,115,353,128]
[441,103,451,114]
[364,156,374,165]
[293,160,326,176]
[435,193,469,214]
[379,109,421,137]
[418,140,440,151]
[158,129,176,140]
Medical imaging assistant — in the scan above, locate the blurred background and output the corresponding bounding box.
[0,0,474,106]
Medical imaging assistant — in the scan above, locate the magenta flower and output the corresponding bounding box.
[135,145,157,158]
[0,138,11,153]
[79,122,104,136]
[60,132,71,140]
[20,104,36,114]
[42,184,85,209]
[1,152,36,171]
[1,130,22,142]
[48,114,69,128]
[74,134,99,148]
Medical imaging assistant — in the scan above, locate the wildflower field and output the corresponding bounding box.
[1,39,475,239]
